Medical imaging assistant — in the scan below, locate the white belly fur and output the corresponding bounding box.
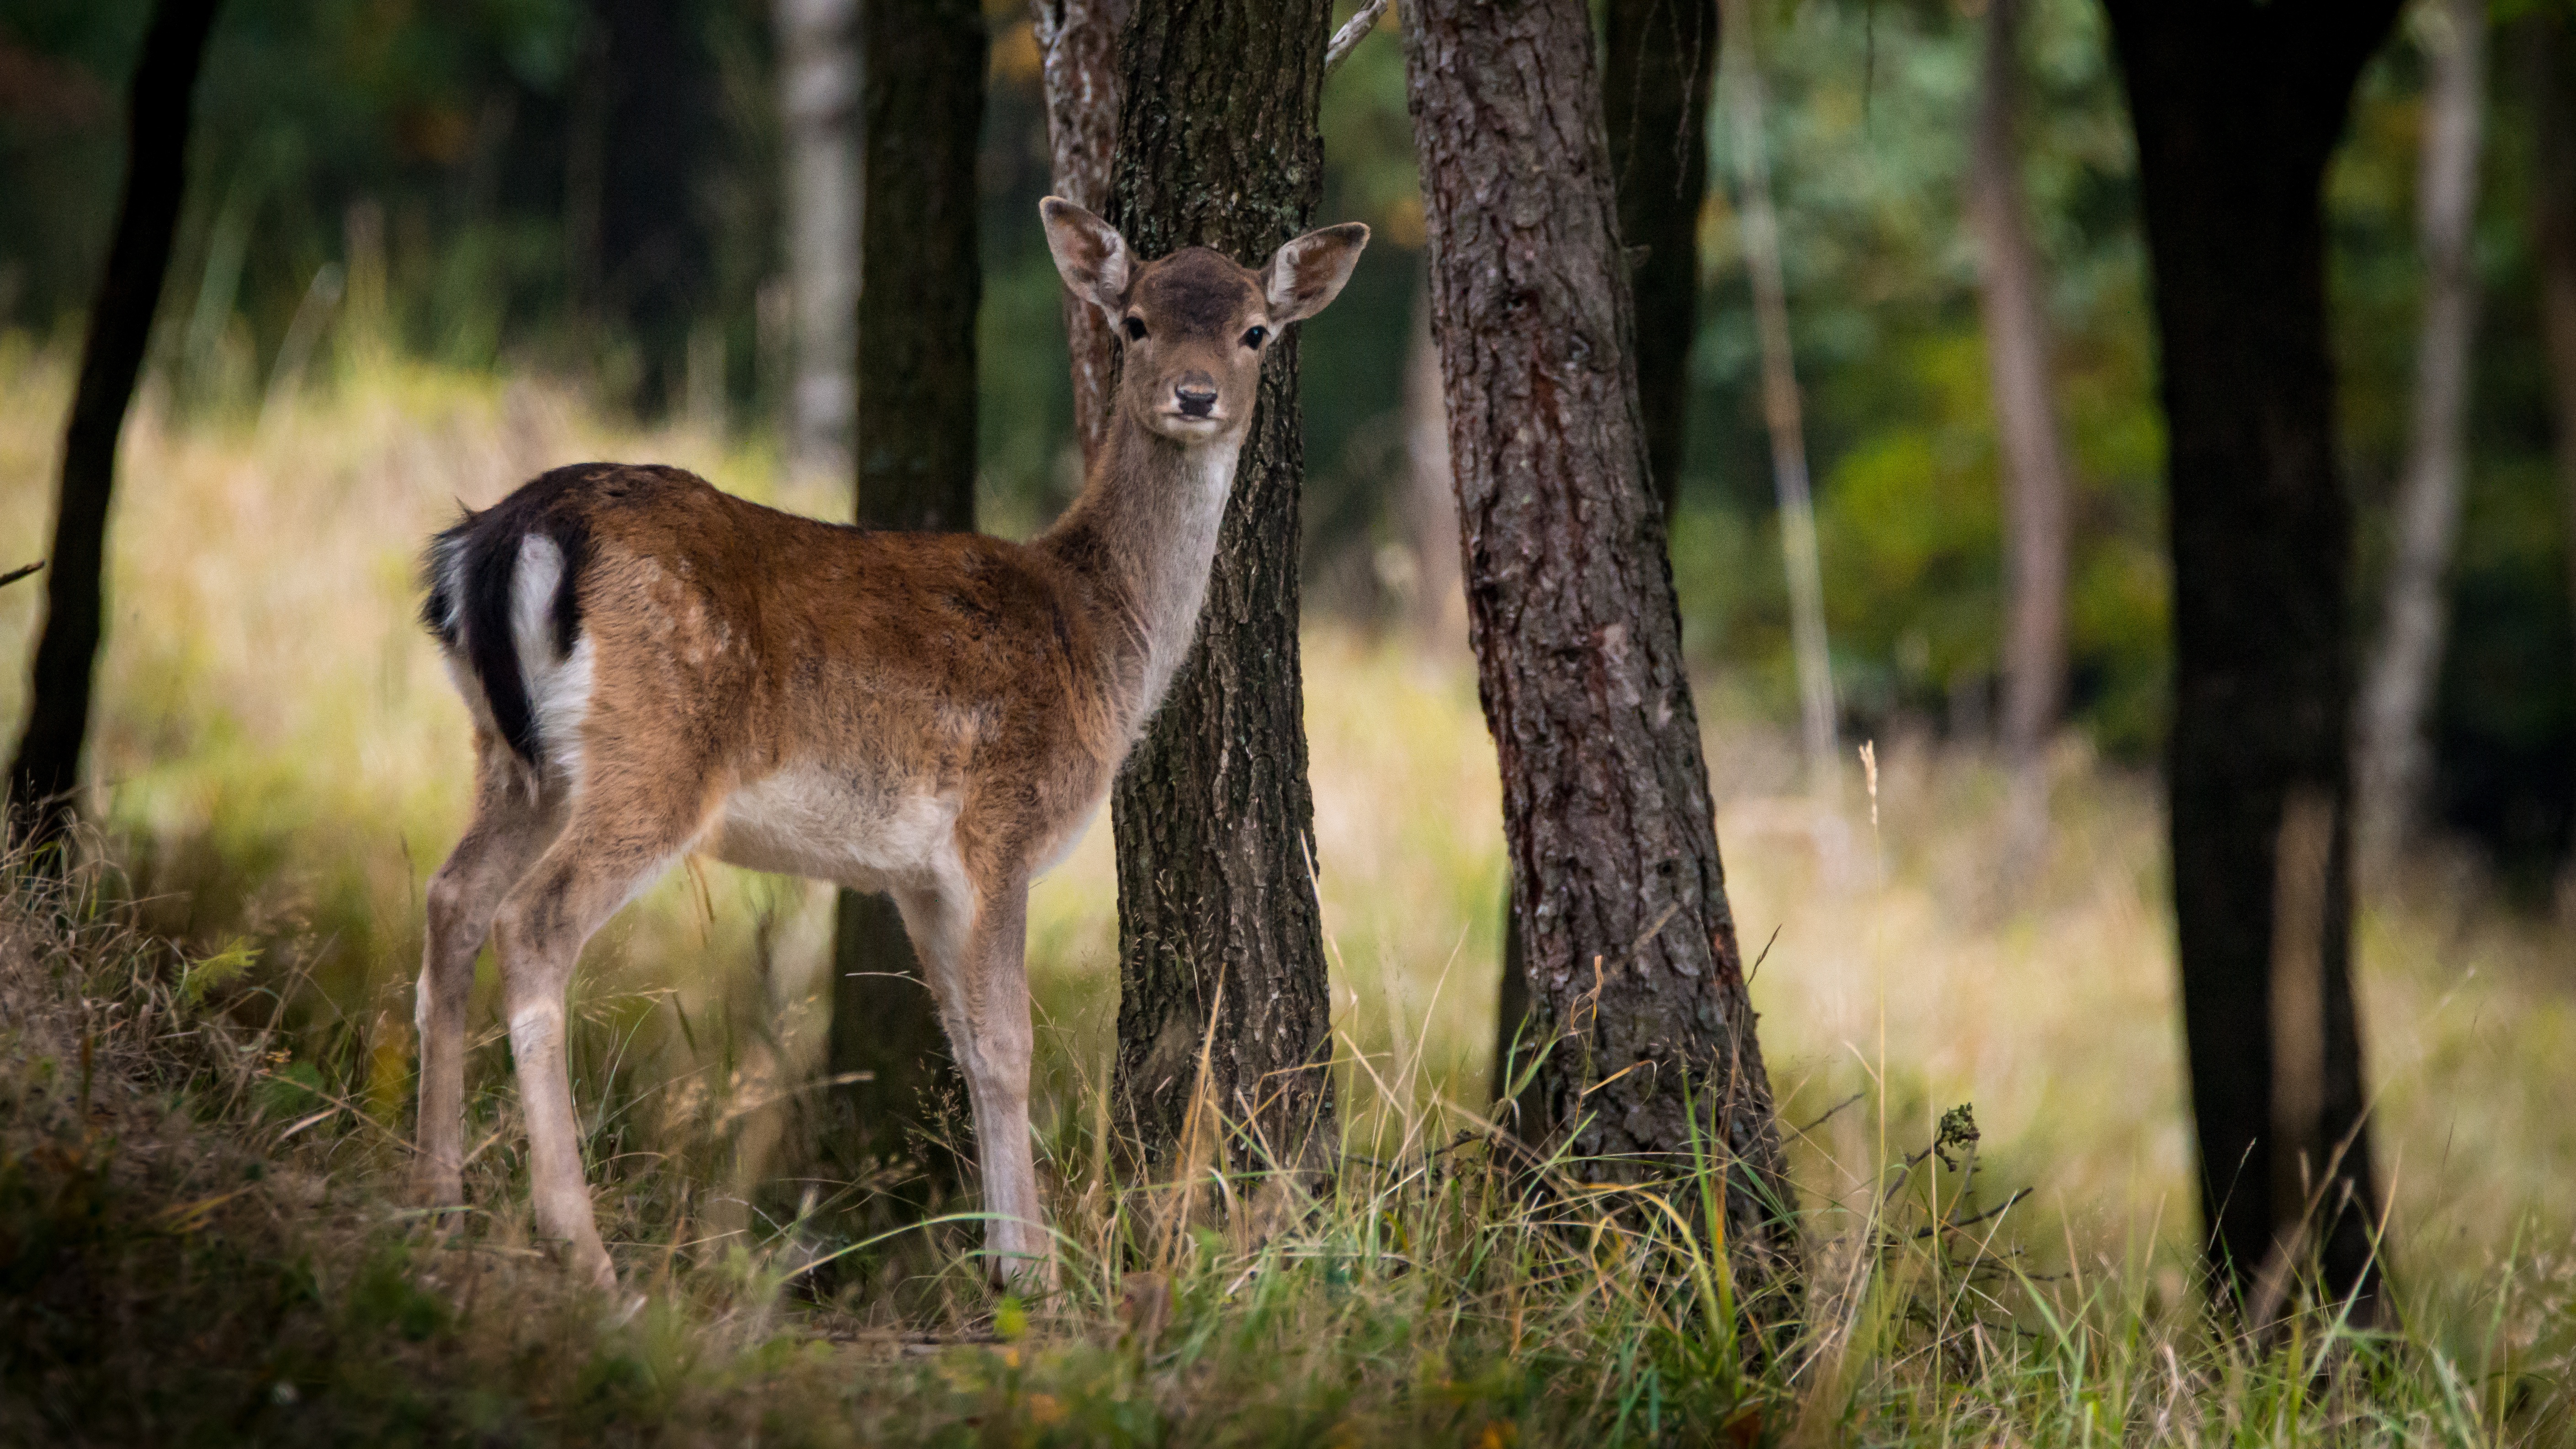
[707,767,961,893]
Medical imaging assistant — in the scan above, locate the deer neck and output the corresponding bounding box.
[1040,414,1245,737]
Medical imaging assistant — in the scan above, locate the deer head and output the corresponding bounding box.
[1041,197,1369,445]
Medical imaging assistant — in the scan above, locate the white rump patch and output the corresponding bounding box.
[511,534,595,793]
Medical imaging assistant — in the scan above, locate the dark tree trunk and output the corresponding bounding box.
[1405,0,1796,1277]
[589,0,718,416]
[1971,0,2073,850]
[1492,0,1721,1117]
[1603,0,1716,524]
[1105,0,1338,1175]
[2531,14,2576,854]
[8,0,222,848]
[2101,0,2403,1313]
[827,0,984,1189]
[1030,0,1129,467]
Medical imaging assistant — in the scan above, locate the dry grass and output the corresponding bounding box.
[0,338,2571,1442]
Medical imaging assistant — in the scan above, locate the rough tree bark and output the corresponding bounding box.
[9,0,222,847]
[2101,0,2404,1312]
[1491,0,1722,1116]
[827,0,984,1188]
[2356,0,2490,873]
[1030,0,1130,467]
[1105,0,1339,1174]
[775,0,860,478]
[2528,15,2576,864]
[1405,0,1797,1274]
[1970,0,2074,856]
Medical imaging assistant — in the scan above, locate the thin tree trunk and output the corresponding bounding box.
[1105,0,1338,1176]
[1604,0,1718,524]
[1405,0,1797,1281]
[589,0,717,416]
[775,0,860,478]
[828,0,984,1190]
[1029,0,1129,468]
[2101,0,2403,1315]
[2525,14,2576,892]
[2357,0,2490,874]
[1970,0,2074,858]
[1718,0,1837,801]
[9,0,222,847]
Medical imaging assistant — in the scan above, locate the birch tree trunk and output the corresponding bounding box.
[1404,0,1797,1281]
[10,0,222,847]
[775,0,859,479]
[2356,0,2490,873]
[827,0,984,1191]
[2101,0,2402,1314]
[1105,0,1338,1176]
[1402,282,1463,649]
[1717,0,1838,800]
[1970,0,2074,859]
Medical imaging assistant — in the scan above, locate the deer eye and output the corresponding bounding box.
[1123,316,1148,342]
[1242,325,1268,349]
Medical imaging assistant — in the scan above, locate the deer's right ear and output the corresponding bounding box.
[1041,197,1130,314]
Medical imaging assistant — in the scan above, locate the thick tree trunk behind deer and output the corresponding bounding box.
[2101,0,2401,1315]
[2357,0,2490,874]
[1102,0,1344,1179]
[1403,0,1798,1287]
[1029,0,1130,467]
[825,0,986,1201]
[9,0,221,847]
[1970,0,2075,866]
[410,202,1364,1289]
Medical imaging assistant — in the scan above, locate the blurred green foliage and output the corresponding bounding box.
[0,0,2568,875]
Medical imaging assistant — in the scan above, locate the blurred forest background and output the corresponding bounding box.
[3,0,2567,893]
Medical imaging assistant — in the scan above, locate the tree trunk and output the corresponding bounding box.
[2101,0,2403,1314]
[1493,0,1721,1123]
[1105,0,1338,1176]
[827,0,984,1190]
[775,0,860,478]
[1030,0,1129,468]
[8,0,222,848]
[589,0,717,416]
[1718,0,1838,800]
[1405,0,1797,1278]
[1604,0,1718,524]
[1970,0,2074,856]
[2356,0,2490,874]
[2527,14,2576,884]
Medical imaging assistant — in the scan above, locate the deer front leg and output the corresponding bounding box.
[416,749,562,1209]
[898,874,1048,1289]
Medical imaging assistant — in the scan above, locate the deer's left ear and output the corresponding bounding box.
[1260,223,1370,324]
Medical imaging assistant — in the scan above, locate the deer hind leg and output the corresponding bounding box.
[416,742,565,1209]
[895,870,1046,1289]
[489,770,714,1290]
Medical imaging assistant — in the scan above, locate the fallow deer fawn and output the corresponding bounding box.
[413,199,1366,1288]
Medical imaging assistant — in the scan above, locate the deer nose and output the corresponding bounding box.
[1174,382,1218,418]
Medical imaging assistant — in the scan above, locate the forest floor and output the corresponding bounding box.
[0,346,2571,1443]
